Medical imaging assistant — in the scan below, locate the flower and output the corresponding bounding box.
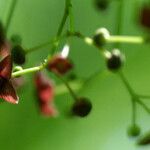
[47,44,73,75]
[0,55,19,104]
[34,72,58,117]
[0,41,11,59]
[47,55,73,75]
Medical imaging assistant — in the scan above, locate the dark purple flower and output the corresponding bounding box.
[34,72,58,117]
[47,55,73,75]
[0,55,19,104]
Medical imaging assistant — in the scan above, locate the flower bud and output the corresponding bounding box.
[11,45,26,65]
[127,124,141,137]
[106,49,125,71]
[47,55,73,75]
[94,0,109,11]
[72,97,92,117]
[93,28,110,48]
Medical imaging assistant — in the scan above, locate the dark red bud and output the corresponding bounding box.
[47,55,73,75]
[140,5,150,29]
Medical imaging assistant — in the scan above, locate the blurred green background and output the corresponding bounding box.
[0,0,150,149]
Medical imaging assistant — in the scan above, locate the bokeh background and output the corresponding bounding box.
[0,0,150,149]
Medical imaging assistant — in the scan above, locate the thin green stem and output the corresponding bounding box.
[55,80,83,95]
[24,31,147,55]
[136,98,150,114]
[25,39,55,54]
[118,71,135,96]
[107,35,145,44]
[131,98,136,125]
[68,1,74,33]
[56,0,71,37]
[51,0,71,54]
[5,0,18,33]
[114,0,124,48]
[12,65,44,78]
[12,59,48,77]
[55,73,78,100]
[137,95,150,99]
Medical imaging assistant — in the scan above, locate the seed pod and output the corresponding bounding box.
[93,28,110,48]
[94,0,109,11]
[11,45,26,65]
[72,97,92,117]
[127,124,141,137]
[106,49,125,71]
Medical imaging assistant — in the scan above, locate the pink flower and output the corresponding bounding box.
[0,55,19,104]
[34,72,58,117]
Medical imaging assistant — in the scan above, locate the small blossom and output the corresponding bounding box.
[47,44,73,75]
[0,55,19,104]
[34,72,58,117]
[47,56,73,75]
[35,72,54,103]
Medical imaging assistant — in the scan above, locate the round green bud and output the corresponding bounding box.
[127,124,141,137]
[12,45,26,65]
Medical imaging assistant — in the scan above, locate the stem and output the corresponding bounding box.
[118,71,135,96]
[138,95,150,99]
[12,65,43,78]
[114,0,124,48]
[68,1,74,32]
[55,73,78,100]
[5,0,18,33]
[24,31,147,55]
[131,98,136,125]
[136,98,150,114]
[107,35,145,44]
[12,59,48,77]
[55,80,82,96]
[51,0,71,55]
[56,0,70,37]
[25,39,55,54]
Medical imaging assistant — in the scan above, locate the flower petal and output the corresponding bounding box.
[0,55,12,79]
[0,42,11,59]
[0,79,19,104]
